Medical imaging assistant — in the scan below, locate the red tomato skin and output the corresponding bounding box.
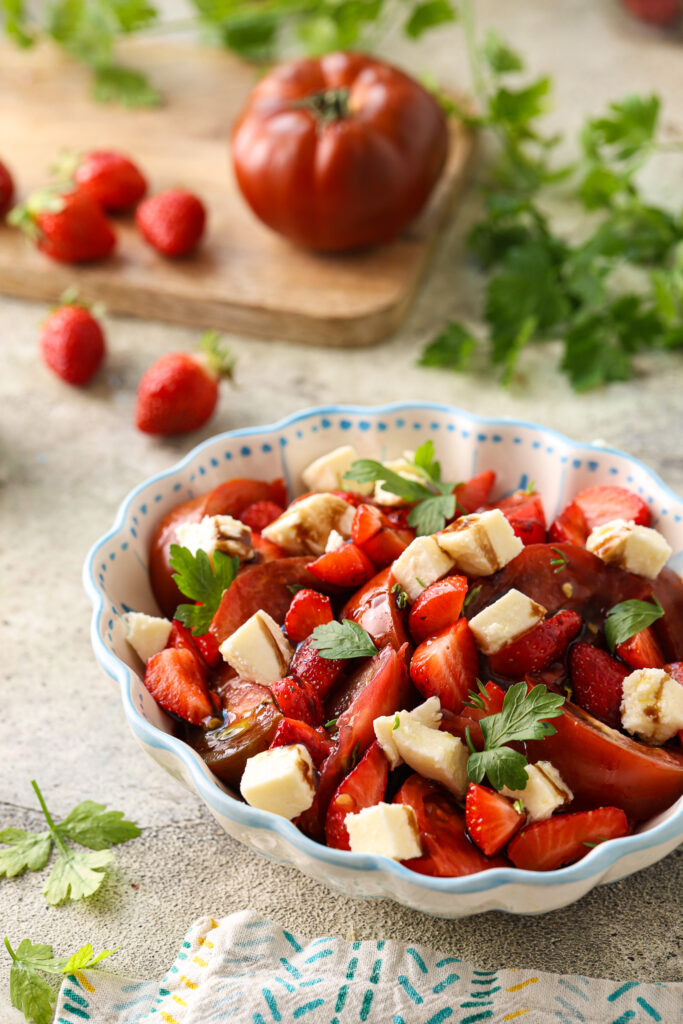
[232,52,449,252]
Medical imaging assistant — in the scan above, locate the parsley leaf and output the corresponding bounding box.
[404,0,456,39]
[43,849,114,906]
[604,597,665,652]
[5,937,116,1024]
[57,801,141,851]
[310,620,378,660]
[169,545,239,636]
[418,321,478,373]
[92,64,161,107]
[0,830,52,879]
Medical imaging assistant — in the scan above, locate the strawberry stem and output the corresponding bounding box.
[200,331,235,380]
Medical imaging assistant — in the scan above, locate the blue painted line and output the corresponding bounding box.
[436,957,461,967]
[62,989,88,1008]
[360,989,374,1020]
[406,947,428,973]
[554,995,584,1019]
[558,980,590,1001]
[279,958,302,979]
[303,949,332,964]
[262,987,280,1021]
[292,998,325,1018]
[608,982,640,1002]
[636,997,662,1021]
[433,972,460,993]
[283,931,302,953]
[397,976,423,1005]
[424,1010,453,1024]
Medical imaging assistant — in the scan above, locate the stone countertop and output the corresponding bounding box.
[2,1,683,1017]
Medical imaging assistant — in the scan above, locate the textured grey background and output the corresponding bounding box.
[2,1,683,1018]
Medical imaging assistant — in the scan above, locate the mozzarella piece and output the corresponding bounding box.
[219,609,293,684]
[586,518,671,579]
[620,667,683,745]
[240,744,316,819]
[123,612,172,664]
[502,761,573,822]
[346,803,422,860]
[261,493,354,556]
[374,697,443,768]
[469,588,547,656]
[374,451,424,506]
[176,514,253,562]
[436,509,523,576]
[301,445,374,496]
[391,536,455,603]
[325,529,345,553]
[394,719,469,799]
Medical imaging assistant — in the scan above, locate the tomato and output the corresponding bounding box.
[342,566,410,650]
[232,52,448,252]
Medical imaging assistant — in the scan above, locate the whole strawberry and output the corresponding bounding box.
[9,187,116,263]
[0,159,15,219]
[135,331,234,435]
[63,149,147,213]
[622,0,681,22]
[136,188,206,257]
[40,301,106,385]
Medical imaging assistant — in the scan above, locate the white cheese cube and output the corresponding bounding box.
[469,588,547,656]
[346,803,422,860]
[261,493,354,556]
[502,761,573,822]
[176,514,253,562]
[325,529,345,553]
[240,744,316,819]
[391,536,455,603]
[620,667,683,745]
[586,518,671,579]
[123,612,172,664]
[436,509,523,576]
[219,609,293,684]
[374,452,424,507]
[393,719,469,799]
[301,445,374,496]
[374,697,443,768]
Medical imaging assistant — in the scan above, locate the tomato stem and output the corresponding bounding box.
[292,87,351,123]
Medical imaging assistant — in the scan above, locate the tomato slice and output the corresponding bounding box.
[342,566,410,650]
[325,741,388,850]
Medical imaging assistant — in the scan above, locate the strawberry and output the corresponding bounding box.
[194,630,222,668]
[622,0,681,23]
[269,717,332,767]
[284,589,334,644]
[135,331,234,435]
[549,501,589,547]
[335,644,413,759]
[307,542,375,588]
[569,642,629,727]
[136,188,206,257]
[465,783,525,856]
[551,486,651,546]
[39,302,106,385]
[454,471,496,514]
[143,646,213,726]
[9,188,116,263]
[410,618,478,712]
[0,159,15,219]
[494,491,547,545]
[507,807,629,871]
[408,576,468,644]
[351,504,384,545]
[239,500,284,533]
[343,566,410,650]
[325,741,388,850]
[362,526,412,568]
[65,150,147,212]
[270,675,324,726]
[488,610,583,677]
[460,680,506,721]
[616,627,666,670]
[290,637,346,699]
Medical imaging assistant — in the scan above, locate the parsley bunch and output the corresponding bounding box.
[5,938,116,1024]
[169,544,239,636]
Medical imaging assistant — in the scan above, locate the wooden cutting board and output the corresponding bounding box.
[0,42,474,346]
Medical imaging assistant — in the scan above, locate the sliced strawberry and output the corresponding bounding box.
[616,627,666,671]
[507,807,629,871]
[575,485,651,530]
[335,644,413,762]
[549,501,590,547]
[239,500,285,533]
[167,618,220,672]
[465,783,525,856]
[284,589,334,644]
[488,610,583,677]
[455,471,496,514]
[495,491,547,546]
[570,642,629,728]
[343,566,410,650]
[307,542,375,588]
[408,576,469,644]
[270,675,324,726]
[410,619,478,712]
[362,526,411,568]
[395,775,507,876]
[194,630,222,668]
[269,717,332,767]
[325,741,389,850]
[460,680,506,721]
[143,647,213,726]
[351,503,384,546]
[290,637,346,699]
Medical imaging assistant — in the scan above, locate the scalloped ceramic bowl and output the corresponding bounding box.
[84,403,683,916]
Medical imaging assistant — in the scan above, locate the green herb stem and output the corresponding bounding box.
[30,782,68,857]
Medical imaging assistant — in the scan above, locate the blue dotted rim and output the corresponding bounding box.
[83,402,683,906]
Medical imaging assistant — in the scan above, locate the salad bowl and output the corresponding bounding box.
[84,403,683,916]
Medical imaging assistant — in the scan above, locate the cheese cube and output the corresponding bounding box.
[302,445,374,496]
[620,667,683,745]
[469,589,547,656]
[393,719,469,799]
[123,612,172,664]
[346,803,422,860]
[325,529,345,553]
[176,514,253,562]
[374,697,443,768]
[374,452,424,507]
[219,609,293,684]
[240,744,316,819]
[436,509,523,576]
[502,761,573,822]
[261,493,354,556]
[586,518,671,579]
[391,536,455,603]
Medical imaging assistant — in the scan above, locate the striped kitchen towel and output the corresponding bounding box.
[54,910,682,1024]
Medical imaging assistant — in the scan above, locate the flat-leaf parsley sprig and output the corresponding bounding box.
[310,620,378,660]
[5,937,116,1024]
[0,781,139,905]
[169,544,239,636]
[465,682,566,791]
[604,596,665,652]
